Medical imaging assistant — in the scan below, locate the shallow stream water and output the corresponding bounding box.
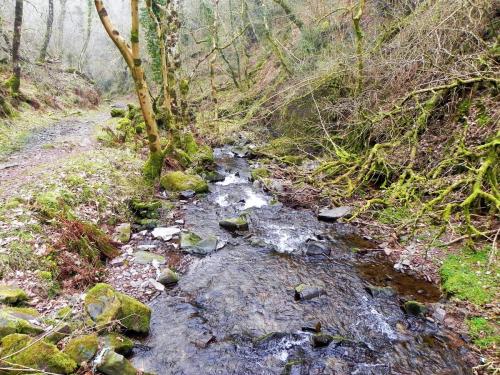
[133,148,471,375]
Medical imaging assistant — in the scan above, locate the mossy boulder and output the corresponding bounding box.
[157,268,179,286]
[117,293,151,334]
[0,285,28,305]
[101,333,134,355]
[84,283,151,334]
[95,349,138,375]
[160,171,208,194]
[44,323,72,344]
[63,334,99,364]
[110,108,127,118]
[84,283,121,326]
[0,307,44,339]
[0,333,77,374]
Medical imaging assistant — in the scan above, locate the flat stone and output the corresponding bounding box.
[148,279,165,291]
[0,285,28,305]
[110,256,126,267]
[133,251,166,265]
[179,190,196,199]
[180,232,218,255]
[136,244,157,251]
[318,206,353,222]
[151,227,181,241]
[305,241,330,256]
[219,216,249,232]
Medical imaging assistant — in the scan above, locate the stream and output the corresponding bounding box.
[132,147,471,375]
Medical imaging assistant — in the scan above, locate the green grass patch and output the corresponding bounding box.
[376,206,413,225]
[467,317,499,349]
[440,246,498,305]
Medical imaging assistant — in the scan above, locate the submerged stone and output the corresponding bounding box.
[160,171,208,193]
[305,241,330,256]
[95,349,138,375]
[294,284,325,301]
[0,285,28,305]
[219,216,249,232]
[63,334,99,363]
[133,251,166,265]
[157,268,180,286]
[365,285,396,298]
[0,333,77,374]
[318,206,353,222]
[404,301,427,316]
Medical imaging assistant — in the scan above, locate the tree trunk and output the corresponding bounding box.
[209,0,220,108]
[271,0,303,30]
[56,0,67,58]
[78,0,93,72]
[94,0,164,179]
[352,0,366,95]
[9,0,23,94]
[38,0,54,63]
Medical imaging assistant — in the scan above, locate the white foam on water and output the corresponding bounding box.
[264,223,310,253]
[241,188,268,209]
[215,194,231,207]
[216,173,248,186]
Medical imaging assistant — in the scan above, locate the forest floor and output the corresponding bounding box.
[0,103,497,372]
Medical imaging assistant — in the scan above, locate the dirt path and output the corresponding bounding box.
[0,111,108,199]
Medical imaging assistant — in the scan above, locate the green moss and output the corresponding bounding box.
[101,333,134,355]
[467,317,500,349]
[376,206,413,225]
[56,306,73,320]
[63,334,99,363]
[251,167,270,181]
[403,301,427,316]
[440,246,498,305]
[117,293,151,334]
[1,333,77,374]
[0,285,28,305]
[84,283,121,325]
[110,108,127,118]
[34,190,75,219]
[160,171,208,193]
[143,151,165,180]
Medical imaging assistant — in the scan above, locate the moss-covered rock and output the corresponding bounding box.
[44,323,72,344]
[0,285,28,305]
[95,349,138,375]
[0,333,77,374]
[110,108,127,118]
[157,268,180,286]
[84,283,151,334]
[0,307,43,339]
[84,283,121,326]
[101,333,134,355]
[160,171,208,193]
[63,334,99,363]
[117,293,151,334]
[219,216,249,231]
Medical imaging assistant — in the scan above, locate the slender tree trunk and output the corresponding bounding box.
[209,0,219,108]
[94,0,164,179]
[78,0,93,71]
[56,0,67,58]
[38,0,54,63]
[352,0,365,95]
[10,0,23,94]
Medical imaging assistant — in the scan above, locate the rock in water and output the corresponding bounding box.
[151,226,181,241]
[157,268,180,286]
[318,207,353,222]
[305,241,330,256]
[219,216,249,232]
[404,301,427,316]
[0,285,28,305]
[311,333,345,348]
[63,334,99,363]
[294,284,325,301]
[0,333,77,374]
[179,190,196,199]
[365,285,396,298]
[180,232,218,255]
[95,349,138,375]
[101,333,134,356]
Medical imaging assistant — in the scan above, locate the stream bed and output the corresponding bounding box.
[132,148,471,375]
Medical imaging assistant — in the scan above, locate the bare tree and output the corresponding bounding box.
[94,0,163,178]
[56,0,67,58]
[38,0,54,63]
[78,0,92,71]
